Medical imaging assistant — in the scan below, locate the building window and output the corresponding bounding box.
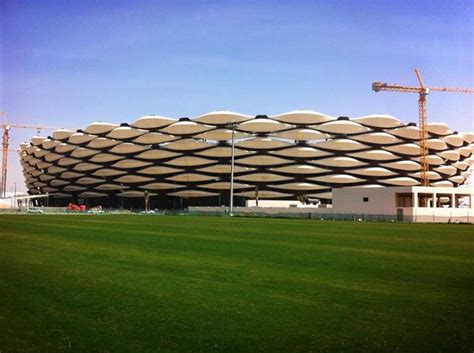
[396,193,413,207]
[363,197,369,202]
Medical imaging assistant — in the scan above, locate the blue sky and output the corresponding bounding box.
[1,0,473,191]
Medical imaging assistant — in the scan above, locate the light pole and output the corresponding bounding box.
[226,122,237,217]
[14,182,17,210]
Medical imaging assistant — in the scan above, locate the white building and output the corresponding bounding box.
[332,186,474,223]
[198,186,474,223]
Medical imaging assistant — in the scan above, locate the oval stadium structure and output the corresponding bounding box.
[19,111,474,208]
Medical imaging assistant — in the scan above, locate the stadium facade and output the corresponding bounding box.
[19,111,474,209]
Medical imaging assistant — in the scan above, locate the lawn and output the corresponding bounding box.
[0,215,473,353]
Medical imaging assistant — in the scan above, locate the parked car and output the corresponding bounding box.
[27,207,44,214]
[87,209,105,214]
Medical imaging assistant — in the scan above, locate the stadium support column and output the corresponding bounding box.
[120,183,124,210]
[255,186,259,207]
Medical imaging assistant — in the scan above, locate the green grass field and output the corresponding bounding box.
[0,215,473,353]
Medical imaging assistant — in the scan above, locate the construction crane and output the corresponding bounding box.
[372,68,474,186]
[1,112,63,198]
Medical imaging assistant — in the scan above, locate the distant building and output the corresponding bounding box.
[18,111,473,209]
[332,186,474,223]
[0,191,27,209]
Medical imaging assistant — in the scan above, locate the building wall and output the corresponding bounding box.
[332,187,404,215]
[332,186,474,223]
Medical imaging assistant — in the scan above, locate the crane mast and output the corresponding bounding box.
[0,112,63,198]
[372,68,474,186]
[1,116,9,198]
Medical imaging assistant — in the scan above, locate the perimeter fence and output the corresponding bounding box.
[1,207,472,223]
[0,207,400,222]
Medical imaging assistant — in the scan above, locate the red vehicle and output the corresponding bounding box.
[67,203,86,212]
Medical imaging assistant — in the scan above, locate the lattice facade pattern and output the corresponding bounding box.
[19,111,474,203]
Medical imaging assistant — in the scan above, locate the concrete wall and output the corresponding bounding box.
[332,187,405,215]
[189,206,333,215]
[245,200,323,208]
[403,207,474,223]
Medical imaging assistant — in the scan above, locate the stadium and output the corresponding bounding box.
[19,110,474,209]
[4,2,474,352]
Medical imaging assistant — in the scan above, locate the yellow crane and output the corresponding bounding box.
[372,68,474,186]
[1,112,63,198]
